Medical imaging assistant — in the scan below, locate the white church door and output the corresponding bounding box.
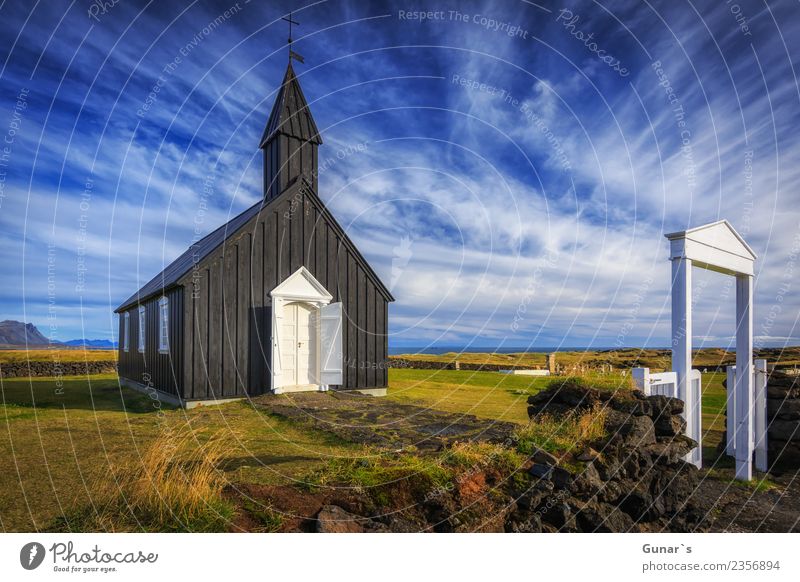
[280,301,317,388]
[271,267,343,393]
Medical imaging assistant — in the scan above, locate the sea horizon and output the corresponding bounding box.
[388,345,798,355]
[388,346,667,355]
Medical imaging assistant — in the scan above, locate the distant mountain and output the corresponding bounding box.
[62,339,117,349]
[0,320,50,346]
[0,320,117,349]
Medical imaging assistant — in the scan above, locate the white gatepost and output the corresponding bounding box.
[726,365,736,456]
[734,274,754,480]
[666,220,757,480]
[632,367,649,395]
[670,255,698,466]
[726,359,768,473]
[754,358,768,472]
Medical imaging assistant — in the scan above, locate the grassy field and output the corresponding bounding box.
[386,368,630,425]
[0,374,361,531]
[388,368,729,464]
[4,346,799,369]
[392,347,800,371]
[0,368,732,531]
[0,349,117,363]
[701,372,729,465]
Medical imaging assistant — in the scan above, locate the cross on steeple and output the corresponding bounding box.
[282,11,304,63]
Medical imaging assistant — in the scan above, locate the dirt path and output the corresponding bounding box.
[685,470,800,532]
[252,391,517,452]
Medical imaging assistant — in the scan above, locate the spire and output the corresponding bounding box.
[259,62,322,148]
[260,61,323,200]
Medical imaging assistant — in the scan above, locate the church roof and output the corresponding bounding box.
[115,179,395,313]
[259,62,322,147]
[115,201,265,312]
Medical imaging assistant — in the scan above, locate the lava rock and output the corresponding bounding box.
[570,463,604,496]
[647,394,685,416]
[539,501,572,528]
[506,514,542,533]
[605,411,656,446]
[316,505,366,533]
[769,420,800,442]
[528,463,572,488]
[516,486,550,511]
[576,501,635,532]
[612,398,653,417]
[576,447,601,462]
[529,463,554,480]
[654,414,687,437]
[530,447,559,466]
[619,483,655,520]
[643,435,696,465]
[768,397,800,420]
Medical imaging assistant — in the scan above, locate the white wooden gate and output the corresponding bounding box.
[726,359,768,472]
[665,220,758,480]
[635,361,769,474]
[632,367,702,468]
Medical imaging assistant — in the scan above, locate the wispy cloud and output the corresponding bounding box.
[0,0,797,348]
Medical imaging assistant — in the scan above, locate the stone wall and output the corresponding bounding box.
[718,371,800,471]
[765,372,800,470]
[0,360,117,378]
[512,383,702,532]
[388,358,537,372]
[389,358,619,374]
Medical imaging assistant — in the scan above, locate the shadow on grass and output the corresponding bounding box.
[0,374,173,414]
[219,454,323,471]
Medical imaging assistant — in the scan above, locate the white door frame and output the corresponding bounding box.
[270,267,332,394]
[665,220,757,480]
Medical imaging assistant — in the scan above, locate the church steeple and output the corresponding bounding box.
[260,62,322,201]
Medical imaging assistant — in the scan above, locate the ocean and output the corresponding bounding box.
[387,346,629,355]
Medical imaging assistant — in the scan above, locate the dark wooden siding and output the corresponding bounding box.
[263,135,318,202]
[117,286,184,398]
[177,183,390,399]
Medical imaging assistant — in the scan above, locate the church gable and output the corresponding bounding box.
[175,179,393,303]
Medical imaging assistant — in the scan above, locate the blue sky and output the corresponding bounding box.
[0,0,798,350]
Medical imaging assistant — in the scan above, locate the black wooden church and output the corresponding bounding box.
[115,60,393,407]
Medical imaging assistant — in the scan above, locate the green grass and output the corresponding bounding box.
[701,372,727,464]
[386,368,631,425]
[0,349,117,363]
[305,441,524,507]
[0,368,761,531]
[0,374,362,532]
[0,374,155,412]
[392,347,800,372]
[385,368,549,425]
[237,498,283,532]
[704,468,781,492]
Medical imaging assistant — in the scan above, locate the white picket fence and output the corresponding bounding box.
[633,361,769,475]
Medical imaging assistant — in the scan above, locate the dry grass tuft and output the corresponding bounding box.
[60,423,235,532]
[515,404,608,457]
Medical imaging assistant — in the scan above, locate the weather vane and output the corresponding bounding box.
[282,11,304,64]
